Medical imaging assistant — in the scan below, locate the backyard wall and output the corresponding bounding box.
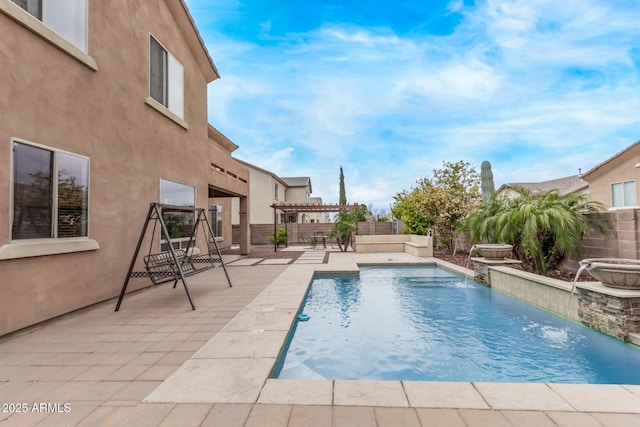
[234,221,393,245]
[561,209,640,273]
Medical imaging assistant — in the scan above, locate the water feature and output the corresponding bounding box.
[464,244,477,285]
[472,243,513,260]
[566,260,590,319]
[579,258,640,289]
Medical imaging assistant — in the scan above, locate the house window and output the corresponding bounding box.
[160,179,194,251]
[274,183,279,200]
[150,35,184,119]
[12,140,89,240]
[210,205,223,237]
[11,0,88,51]
[611,181,637,208]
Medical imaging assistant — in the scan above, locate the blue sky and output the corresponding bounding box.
[185,0,640,212]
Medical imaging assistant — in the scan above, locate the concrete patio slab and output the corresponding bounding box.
[258,379,333,405]
[474,382,575,411]
[227,258,262,266]
[415,409,467,426]
[259,258,292,265]
[548,384,640,413]
[193,330,289,358]
[221,309,296,332]
[403,381,489,409]
[374,407,422,426]
[144,358,275,403]
[333,380,409,407]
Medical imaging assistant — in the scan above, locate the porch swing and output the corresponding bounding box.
[115,203,232,312]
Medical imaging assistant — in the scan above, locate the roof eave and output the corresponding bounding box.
[165,0,220,83]
[582,139,640,180]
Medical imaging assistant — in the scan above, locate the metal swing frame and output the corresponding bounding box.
[115,203,232,311]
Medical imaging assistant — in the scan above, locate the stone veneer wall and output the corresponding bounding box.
[578,289,640,340]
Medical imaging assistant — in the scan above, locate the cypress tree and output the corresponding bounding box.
[339,166,347,205]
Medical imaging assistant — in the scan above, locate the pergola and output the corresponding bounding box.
[269,203,360,251]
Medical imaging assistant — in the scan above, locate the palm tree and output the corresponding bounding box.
[330,205,368,252]
[466,185,611,275]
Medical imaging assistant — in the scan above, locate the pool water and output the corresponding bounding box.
[274,266,640,383]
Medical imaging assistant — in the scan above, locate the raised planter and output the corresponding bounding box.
[472,244,513,260]
[582,258,640,290]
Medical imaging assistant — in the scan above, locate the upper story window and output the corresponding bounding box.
[11,0,88,52]
[274,183,279,200]
[611,180,637,208]
[12,139,89,240]
[150,35,184,119]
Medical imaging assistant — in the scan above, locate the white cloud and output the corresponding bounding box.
[190,0,640,210]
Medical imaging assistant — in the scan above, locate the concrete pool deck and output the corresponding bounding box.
[1,249,640,426]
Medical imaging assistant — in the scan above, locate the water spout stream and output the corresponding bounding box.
[465,245,477,285]
[566,260,590,319]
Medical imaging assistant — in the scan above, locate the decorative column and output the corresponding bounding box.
[239,196,250,255]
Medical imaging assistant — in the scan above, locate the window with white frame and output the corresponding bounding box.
[210,205,223,237]
[12,140,89,240]
[159,179,194,251]
[150,35,184,119]
[611,180,637,208]
[11,0,88,51]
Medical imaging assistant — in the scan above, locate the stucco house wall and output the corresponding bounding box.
[231,160,316,225]
[581,141,640,210]
[0,0,248,336]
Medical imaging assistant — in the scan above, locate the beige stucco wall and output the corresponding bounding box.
[583,145,640,209]
[244,168,281,224]
[0,1,247,335]
[285,186,309,203]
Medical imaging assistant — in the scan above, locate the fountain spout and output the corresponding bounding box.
[566,260,591,319]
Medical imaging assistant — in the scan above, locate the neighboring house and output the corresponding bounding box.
[232,160,313,224]
[309,197,330,223]
[281,177,312,223]
[496,175,589,198]
[581,140,640,210]
[0,0,250,336]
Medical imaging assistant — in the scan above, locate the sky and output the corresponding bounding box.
[184,0,640,213]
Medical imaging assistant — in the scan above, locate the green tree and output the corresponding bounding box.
[331,205,368,251]
[391,160,480,249]
[339,166,346,205]
[466,185,611,275]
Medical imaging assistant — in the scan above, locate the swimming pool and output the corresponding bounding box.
[274,266,640,383]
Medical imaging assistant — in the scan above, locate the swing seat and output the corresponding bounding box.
[115,203,233,312]
[143,249,216,285]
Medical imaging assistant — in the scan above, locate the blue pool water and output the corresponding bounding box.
[274,266,640,383]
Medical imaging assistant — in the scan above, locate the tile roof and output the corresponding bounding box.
[497,175,588,196]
